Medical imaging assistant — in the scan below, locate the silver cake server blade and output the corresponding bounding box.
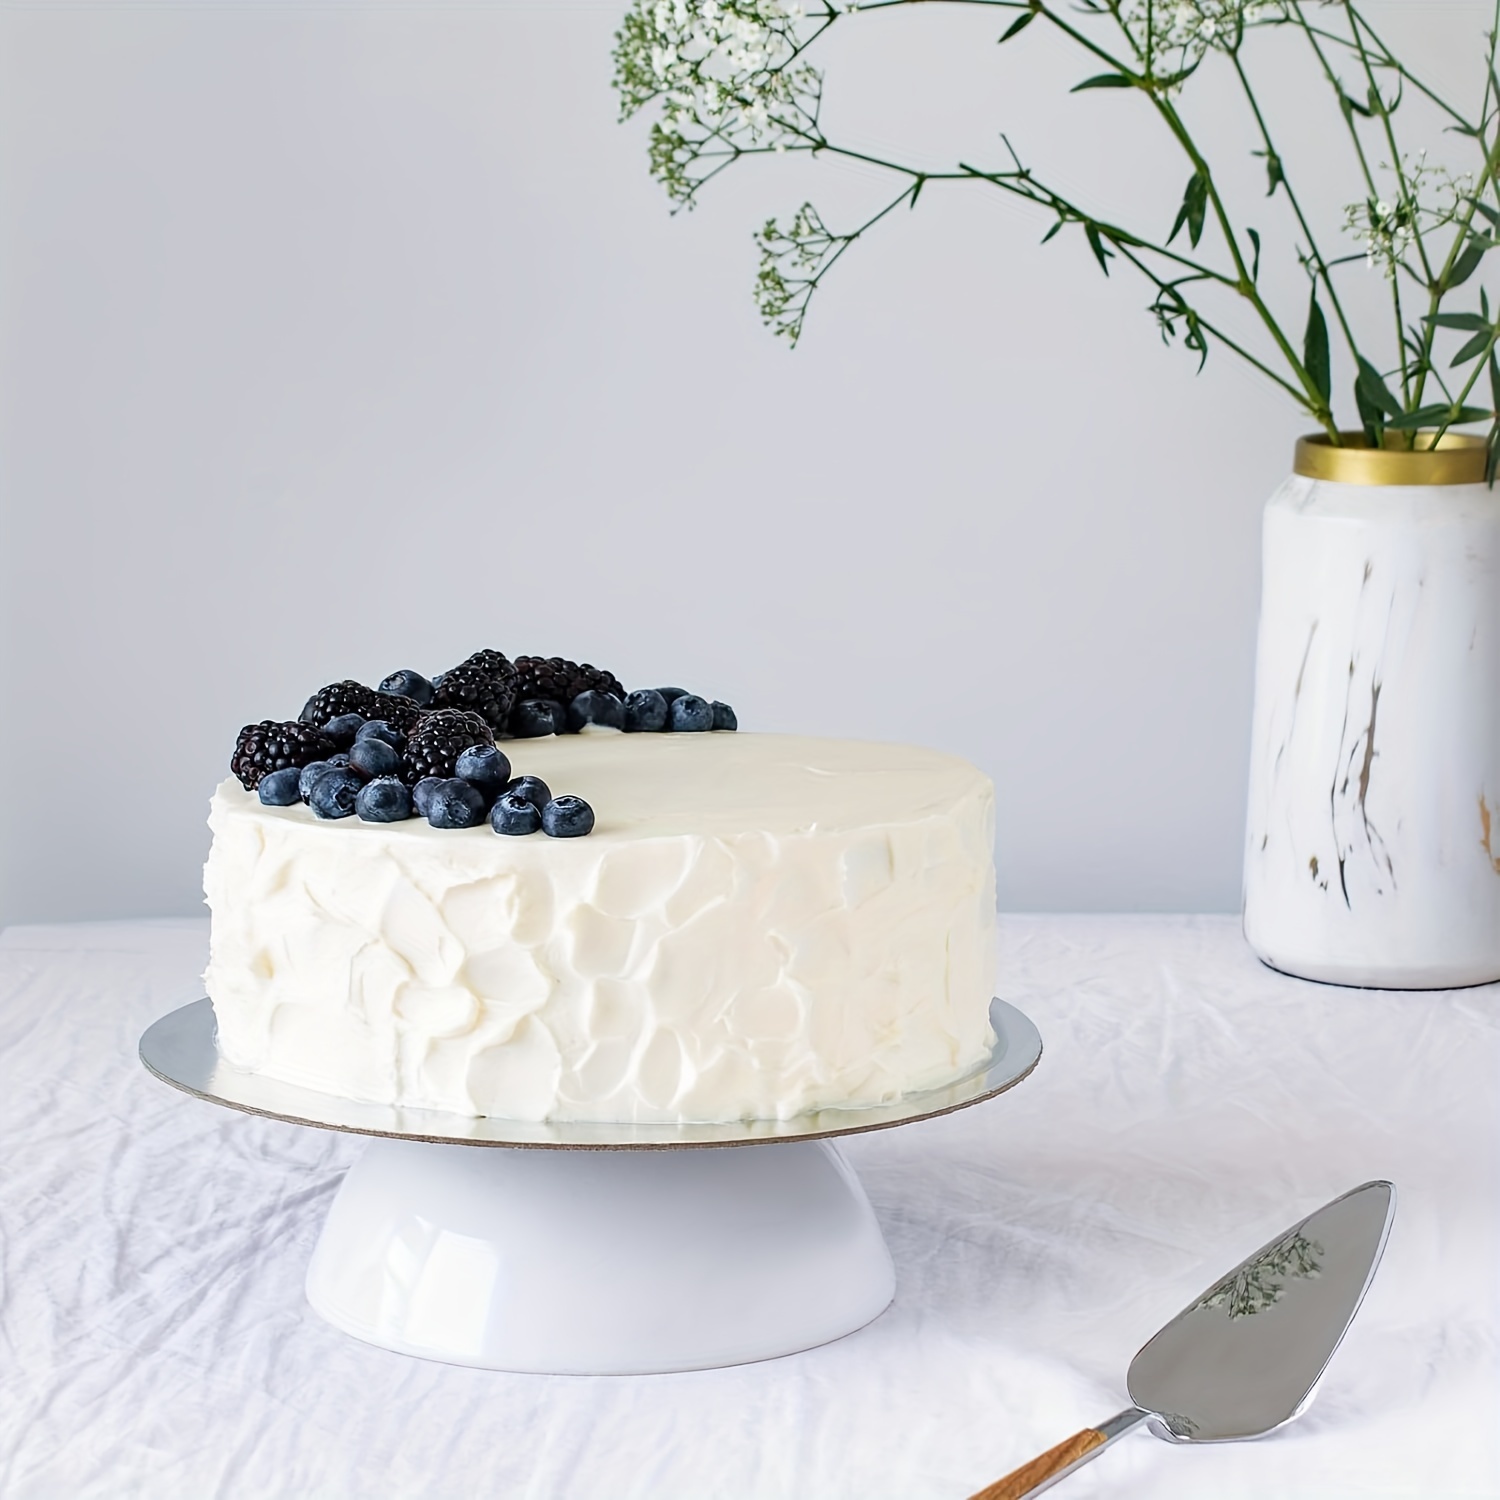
[965,1180,1395,1500]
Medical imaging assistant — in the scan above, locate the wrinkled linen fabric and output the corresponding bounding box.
[0,915,1495,1500]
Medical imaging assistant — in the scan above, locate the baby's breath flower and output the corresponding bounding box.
[754,201,849,343]
[614,0,825,205]
[1341,153,1473,278]
[1119,0,1281,77]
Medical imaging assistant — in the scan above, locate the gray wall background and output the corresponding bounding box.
[0,1,1486,925]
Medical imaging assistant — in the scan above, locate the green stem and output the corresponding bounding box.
[1226,46,1359,363]
[1291,5,1411,416]
[1344,3,1437,288]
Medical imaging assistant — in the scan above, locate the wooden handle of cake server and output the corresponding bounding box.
[965,1428,1108,1500]
[965,1408,1148,1500]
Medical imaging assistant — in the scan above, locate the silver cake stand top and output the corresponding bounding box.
[139,997,1041,1150]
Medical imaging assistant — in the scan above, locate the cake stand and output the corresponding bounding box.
[139,997,1041,1374]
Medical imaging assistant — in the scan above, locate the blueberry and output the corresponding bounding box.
[324,714,365,749]
[657,687,690,706]
[328,752,351,767]
[348,736,401,779]
[355,719,405,751]
[455,743,512,796]
[668,694,713,732]
[379,669,434,707]
[504,774,552,809]
[258,767,303,806]
[355,776,413,823]
[426,778,487,829]
[491,790,542,836]
[568,690,624,732]
[299,761,334,802]
[511,699,566,738]
[710,700,738,731]
[541,795,595,838]
[412,776,445,818]
[309,767,364,819]
[623,688,668,733]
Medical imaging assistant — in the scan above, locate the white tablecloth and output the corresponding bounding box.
[1,915,1496,1500]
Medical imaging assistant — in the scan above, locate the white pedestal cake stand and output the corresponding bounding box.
[139,998,1041,1375]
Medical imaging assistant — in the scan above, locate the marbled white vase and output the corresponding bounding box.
[1243,433,1500,989]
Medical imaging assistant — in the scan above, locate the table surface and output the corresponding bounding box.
[1,915,1496,1500]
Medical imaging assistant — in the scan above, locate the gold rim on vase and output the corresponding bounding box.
[1293,431,1489,486]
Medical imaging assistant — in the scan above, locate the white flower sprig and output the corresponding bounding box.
[614,0,829,206]
[1341,155,1475,279]
[1118,0,1281,77]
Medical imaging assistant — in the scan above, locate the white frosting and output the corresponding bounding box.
[204,733,998,1123]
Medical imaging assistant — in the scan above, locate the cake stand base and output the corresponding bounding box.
[305,1136,896,1374]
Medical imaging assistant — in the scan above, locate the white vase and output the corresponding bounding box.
[1243,434,1500,989]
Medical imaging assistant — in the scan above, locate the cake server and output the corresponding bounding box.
[967,1180,1395,1500]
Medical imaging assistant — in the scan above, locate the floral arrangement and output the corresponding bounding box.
[613,0,1500,470]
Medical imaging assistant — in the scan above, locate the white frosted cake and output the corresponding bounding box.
[204,732,998,1123]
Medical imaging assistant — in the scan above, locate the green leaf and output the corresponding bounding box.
[1354,381,1385,446]
[1447,239,1488,289]
[1251,148,1284,197]
[1356,357,1402,418]
[1247,228,1261,282]
[1304,292,1331,404]
[1486,423,1498,486]
[1387,403,1492,430]
[998,10,1036,42]
[1071,72,1135,91]
[1339,89,1373,119]
[1472,200,1500,231]
[1040,219,1064,245]
[1423,311,1491,332]
[1167,172,1208,249]
[1084,222,1113,275]
[1452,329,1496,366]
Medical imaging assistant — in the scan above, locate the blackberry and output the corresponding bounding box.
[401,708,494,785]
[232,720,337,791]
[511,657,626,726]
[431,663,518,731]
[301,680,423,734]
[458,649,520,683]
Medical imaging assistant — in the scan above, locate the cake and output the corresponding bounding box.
[204,731,999,1124]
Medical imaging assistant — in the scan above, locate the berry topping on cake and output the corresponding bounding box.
[349,736,401,779]
[491,790,543,836]
[231,720,338,791]
[623,688,668,733]
[504,774,552,809]
[426,779,487,829]
[301,680,422,733]
[355,776,413,823]
[668,694,714,732]
[378,669,434,707]
[458,649,520,682]
[711,701,738,731]
[411,776,444,818]
[432,660,520,731]
[542,795,595,838]
[512,658,626,727]
[355,720,405,751]
[324,713,366,750]
[657,687,689,706]
[257,767,304,806]
[511,700,566,738]
[401,709,494,785]
[568,690,625,732]
[454,743,511,797]
[309,767,364,819]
